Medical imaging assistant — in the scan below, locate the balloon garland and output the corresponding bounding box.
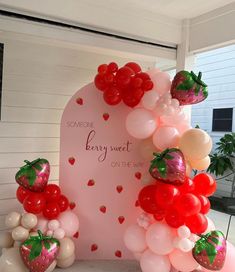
[0,159,79,272]
[95,62,234,272]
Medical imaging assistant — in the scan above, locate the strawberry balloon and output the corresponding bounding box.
[15,158,50,192]
[171,70,208,105]
[193,230,227,271]
[20,230,60,272]
[149,148,186,185]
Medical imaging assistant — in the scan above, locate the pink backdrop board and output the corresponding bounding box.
[60,83,148,260]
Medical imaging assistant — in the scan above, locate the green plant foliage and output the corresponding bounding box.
[216,133,235,157]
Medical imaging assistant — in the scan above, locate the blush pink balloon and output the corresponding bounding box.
[169,249,199,272]
[152,126,180,150]
[58,211,79,237]
[124,224,147,253]
[142,90,160,110]
[146,68,161,78]
[140,249,171,272]
[151,72,171,96]
[35,216,48,234]
[126,109,157,139]
[146,222,174,255]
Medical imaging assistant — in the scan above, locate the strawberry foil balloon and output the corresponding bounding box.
[193,230,227,271]
[171,70,208,105]
[149,148,186,185]
[20,230,60,272]
[15,158,50,192]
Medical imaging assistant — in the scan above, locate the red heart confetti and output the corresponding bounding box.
[103,113,110,121]
[76,97,83,105]
[115,250,122,258]
[99,205,106,213]
[73,231,79,239]
[135,200,140,207]
[91,244,98,252]
[135,172,142,180]
[68,157,75,165]
[116,185,123,193]
[118,216,125,224]
[69,202,76,210]
[87,179,95,186]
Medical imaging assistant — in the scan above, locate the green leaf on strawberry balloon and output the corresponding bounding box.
[176,80,194,91]
[44,240,51,250]
[27,168,37,186]
[29,241,42,261]
[33,164,43,171]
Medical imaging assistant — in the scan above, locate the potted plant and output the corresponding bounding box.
[207,133,235,209]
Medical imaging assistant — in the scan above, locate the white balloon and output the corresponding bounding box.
[53,228,65,240]
[48,220,60,231]
[178,238,194,252]
[142,90,160,110]
[177,226,191,239]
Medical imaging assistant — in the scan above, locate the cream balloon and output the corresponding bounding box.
[54,228,65,240]
[48,220,60,231]
[186,161,192,177]
[12,226,29,241]
[139,138,158,161]
[57,253,75,268]
[5,212,21,229]
[178,238,194,252]
[0,247,28,272]
[57,237,75,260]
[0,232,14,248]
[190,156,211,171]
[45,260,57,272]
[179,129,212,160]
[21,213,38,229]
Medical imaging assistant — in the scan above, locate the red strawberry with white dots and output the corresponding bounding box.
[193,230,227,271]
[15,158,50,192]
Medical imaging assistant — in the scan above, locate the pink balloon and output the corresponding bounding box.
[146,68,161,78]
[169,249,199,272]
[142,90,160,110]
[140,249,171,272]
[151,72,171,96]
[133,252,142,261]
[152,126,180,150]
[34,215,48,234]
[126,109,157,139]
[124,224,147,253]
[58,211,79,237]
[146,222,174,255]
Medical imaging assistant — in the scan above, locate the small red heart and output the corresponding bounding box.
[91,244,98,251]
[69,202,76,210]
[76,97,83,105]
[87,179,95,186]
[118,216,125,224]
[135,172,142,180]
[135,200,140,207]
[115,250,122,258]
[68,157,75,165]
[73,231,79,239]
[103,113,109,121]
[99,205,106,213]
[116,185,123,193]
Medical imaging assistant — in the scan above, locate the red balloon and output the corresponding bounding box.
[185,213,208,234]
[193,173,216,197]
[165,208,185,228]
[125,62,141,74]
[138,185,159,214]
[135,72,150,81]
[97,64,108,74]
[58,195,69,212]
[142,80,154,91]
[197,194,211,214]
[16,186,30,204]
[131,77,143,89]
[94,74,108,91]
[43,202,60,220]
[153,207,166,221]
[23,192,46,214]
[104,73,114,84]
[155,184,180,209]
[122,88,143,107]
[178,177,195,194]
[103,86,122,105]
[176,193,201,217]
[44,184,61,202]
[116,67,134,88]
[107,62,118,73]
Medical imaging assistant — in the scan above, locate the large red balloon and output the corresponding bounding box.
[116,67,134,88]
[94,74,108,91]
[197,194,211,214]
[165,208,185,228]
[138,185,159,214]
[103,86,122,105]
[185,213,208,234]
[44,184,61,202]
[16,186,30,204]
[176,193,201,217]
[193,173,216,196]
[23,192,46,214]
[58,195,69,212]
[125,62,141,74]
[43,202,60,220]
[155,183,180,209]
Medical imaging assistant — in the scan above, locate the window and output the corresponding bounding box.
[0,43,3,120]
[212,108,233,132]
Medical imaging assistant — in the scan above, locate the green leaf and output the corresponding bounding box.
[194,84,201,95]
[205,243,218,264]
[44,240,50,250]
[156,160,167,177]
[27,168,37,186]
[165,154,173,160]
[29,241,42,261]
[33,164,42,171]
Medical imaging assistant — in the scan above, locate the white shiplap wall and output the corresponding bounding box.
[0,30,160,232]
[192,44,235,196]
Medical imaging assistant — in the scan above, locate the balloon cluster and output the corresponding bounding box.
[0,158,79,272]
[94,62,154,107]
